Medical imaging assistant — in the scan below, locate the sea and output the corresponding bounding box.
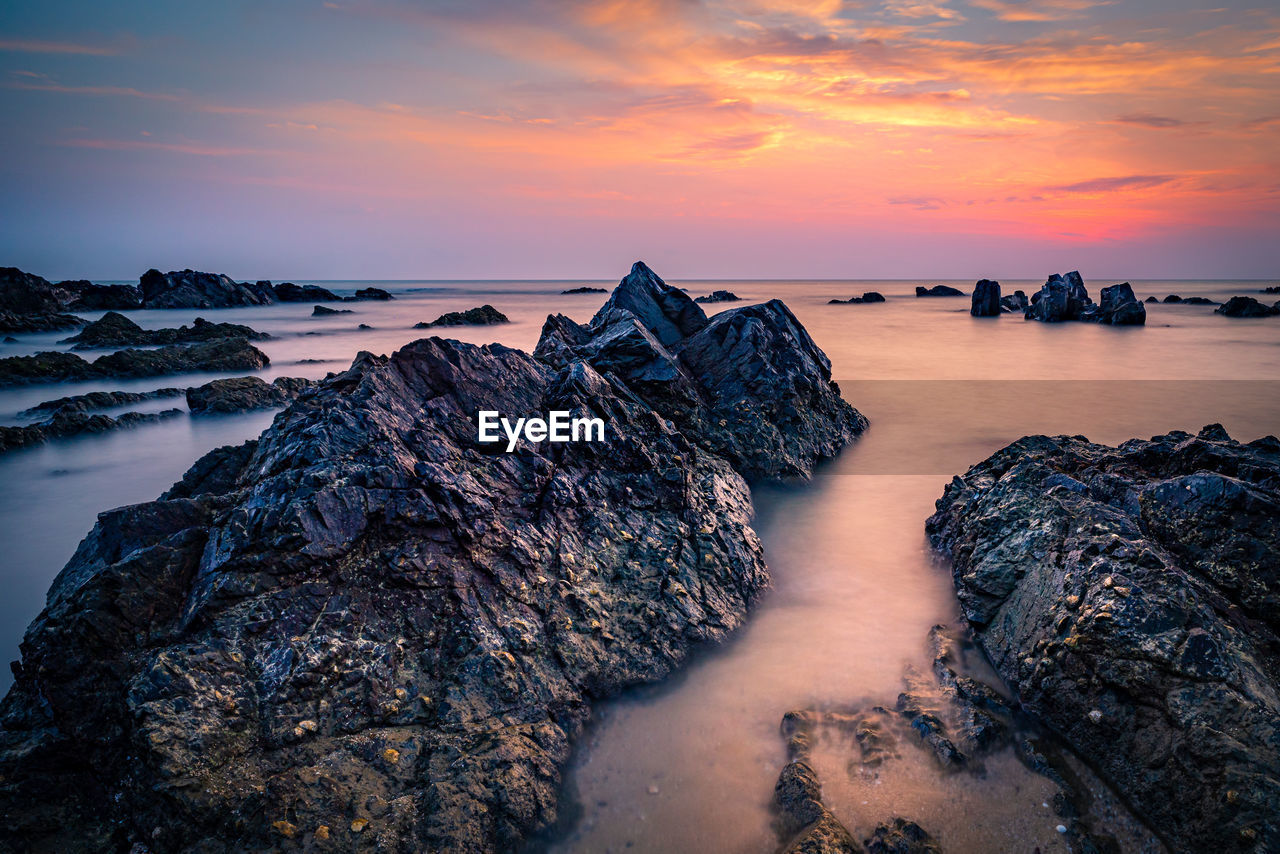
[1,276,1277,852]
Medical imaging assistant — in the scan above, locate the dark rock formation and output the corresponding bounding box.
[3,336,18,343]
[346,287,393,301]
[1163,294,1184,303]
[1262,285,1280,294]
[828,292,886,305]
[0,261,863,853]
[414,305,509,328]
[915,285,964,297]
[140,269,276,309]
[864,819,942,854]
[274,283,340,303]
[61,312,269,349]
[20,387,184,418]
[1025,271,1090,322]
[560,287,606,295]
[970,279,1001,317]
[66,283,143,311]
[0,407,182,453]
[357,323,373,330]
[312,305,353,317]
[927,426,1280,853]
[186,376,316,414]
[1159,295,1216,305]
[1215,296,1280,318]
[0,267,86,332]
[1145,296,1158,303]
[1081,282,1145,326]
[1000,290,1028,313]
[0,338,270,387]
[694,290,742,303]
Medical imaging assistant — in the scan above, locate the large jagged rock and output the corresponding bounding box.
[0,267,85,332]
[1025,271,1089,322]
[969,280,1001,317]
[926,426,1280,853]
[0,338,270,387]
[140,269,276,309]
[1081,282,1145,325]
[0,262,864,853]
[61,312,269,349]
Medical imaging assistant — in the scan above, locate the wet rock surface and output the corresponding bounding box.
[414,305,510,328]
[0,406,182,453]
[141,269,277,309]
[18,387,185,418]
[0,267,86,333]
[61,312,269,349]
[0,338,270,387]
[1025,273,1145,325]
[1215,296,1280,317]
[186,376,316,414]
[0,262,863,853]
[926,426,1280,853]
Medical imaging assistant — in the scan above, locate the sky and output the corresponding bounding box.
[1,0,1278,281]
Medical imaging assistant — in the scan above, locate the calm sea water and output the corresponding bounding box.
[1,277,1277,850]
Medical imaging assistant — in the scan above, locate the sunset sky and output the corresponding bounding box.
[1,1,1278,280]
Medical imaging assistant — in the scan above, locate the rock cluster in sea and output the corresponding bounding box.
[186,376,316,415]
[1024,272,1145,325]
[927,425,1280,852]
[694,290,742,303]
[60,311,269,350]
[0,267,87,333]
[0,261,865,853]
[0,338,270,387]
[828,292,885,305]
[1216,296,1280,318]
[915,285,964,297]
[560,286,606,294]
[414,305,510,328]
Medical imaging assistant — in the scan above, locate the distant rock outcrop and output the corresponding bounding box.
[694,290,742,304]
[60,312,269,350]
[0,338,270,387]
[927,426,1280,853]
[66,282,143,311]
[0,261,864,853]
[969,279,1001,317]
[915,285,964,297]
[273,282,341,303]
[140,269,276,309]
[1000,290,1028,312]
[312,305,353,316]
[828,292,885,305]
[1216,296,1280,318]
[347,286,393,301]
[560,286,607,294]
[0,267,86,332]
[0,406,182,453]
[414,305,510,328]
[1024,273,1144,325]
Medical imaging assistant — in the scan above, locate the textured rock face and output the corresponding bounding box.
[186,376,315,414]
[1025,272,1089,322]
[999,290,1028,313]
[61,312,269,349]
[414,305,509,328]
[1216,296,1280,318]
[970,280,1001,317]
[140,269,276,309]
[0,407,182,453]
[0,338,270,387]
[0,262,863,853]
[0,267,86,332]
[1080,282,1145,326]
[926,426,1280,853]
[67,283,144,311]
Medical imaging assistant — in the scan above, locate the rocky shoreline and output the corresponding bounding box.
[927,426,1280,853]
[0,262,865,852]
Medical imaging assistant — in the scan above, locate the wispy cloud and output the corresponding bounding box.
[1110,113,1193,129]
[5,80,181,100]
[1053,174,1177,194]
[966,0,1114,23]
[0,38,121,56]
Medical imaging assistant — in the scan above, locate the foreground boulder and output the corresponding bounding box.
[970,280,1001,317]
[0,261,864,853]
[414,305,509,328]
[0,338,270,387]
[1216,296,1280,318]
[61,312,269,349]
[141,269,276,309]
[915,285,963,297]
[926,426,1280,853]
[186,376,316,414]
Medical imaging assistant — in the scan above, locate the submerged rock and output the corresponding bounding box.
[694,290,743,303]
[414,304,510,328]
[915,285,964,297]
[0,261,864,853]
[1215,296,1280,318]
[274,282,340,303]
[0,338,270,387]
[970,280,1001,317]
[828,292,885,305]
[560,286,607,294]
[140,269,276,309]
[19,387,184,417]
[312,305,353,316]
[927,426,1280,852]
[186,376,316,414]
[61,311,269,349]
